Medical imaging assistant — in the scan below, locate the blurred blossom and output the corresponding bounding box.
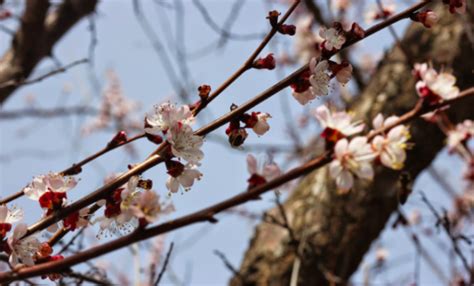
[294,15,321,64]
[82,71,141,134]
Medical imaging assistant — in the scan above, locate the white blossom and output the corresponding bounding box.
[329,137,376,191]
[415,65,459,101]
[314,105,365,137]
[371,114,410,170]
[319,26,346,50]
[252,113,271,136]
[0,205,23,225]
[145,102,194,135]
[129,190,174,223]
[309,59,330,96]
[23,173,77,201]
[8,224,41,267]
[292,89,316,105]
[168,124,204,164]
[447,119,474,150]
[166,164,202,193]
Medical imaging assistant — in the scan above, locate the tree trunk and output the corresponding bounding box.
[231,4,474,286]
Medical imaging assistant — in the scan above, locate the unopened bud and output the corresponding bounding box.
[107,131,128,148]
[198,84,211,101]
[253,54,276,70]
[266,10,280,27]
[278,24,296,35]
[228,128,248,147]
[412,10,438,28]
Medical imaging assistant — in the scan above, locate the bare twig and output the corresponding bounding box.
[0,58,88,89]
[154,242,174,286]
[0,106,97,119]
[214,250,243,280]
[420,192,472,276]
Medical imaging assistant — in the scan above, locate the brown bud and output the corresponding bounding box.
[107,131,128,148]
[145,133,163,145]
[228,128,248,147]
[198,84,211,101]
[266,10,280,27]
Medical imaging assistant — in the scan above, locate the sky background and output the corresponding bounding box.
[0,0,469,285]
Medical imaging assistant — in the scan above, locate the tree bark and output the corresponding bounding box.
[0,0,98,105]
[231,4,474,286]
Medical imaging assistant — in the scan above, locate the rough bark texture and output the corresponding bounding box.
[0,0,98,105]
[231,4,474,286]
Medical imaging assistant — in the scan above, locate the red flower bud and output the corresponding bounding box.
[228,128,248,147]
[266,10,280,27]
[349,22,365,40]
[247,174,267,190]
[253,54,276,70]
[278,24,296,35]
[145,133,163,144]
[198,84,211,101]
[107,131,128,148]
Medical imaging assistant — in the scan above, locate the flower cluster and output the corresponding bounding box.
[225,107,272,147]
[414,63,460,104]
[145,102,204,193]
[97,175,174,236]
[290,59,353,105]
[0,205,43,269]
[23,173,77,215]
[314,106,411,192]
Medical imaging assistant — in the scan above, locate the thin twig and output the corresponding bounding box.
[420,192,472,275]
[154,242,174,286]
[214,250,244,280]
[0,59,88,89]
